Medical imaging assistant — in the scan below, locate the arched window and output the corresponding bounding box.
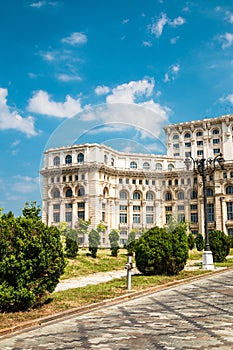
[119,191,128,199]
[168,164,174,171]
[206,188,213,197]
[196,131,203,137]
[133,191,141,200]
[103,187,108,197]
[143,162,150,170]
[212,128,220,135]
[173,134,179,140]
[130,161,137,169]
[226,186,233,194]
[104,155,108,164]
[78,187,85,196]
[65,188,72,197]
[53,156,60,166]
[53,189,60,198]
[65,154,72,164]
[165,192,172,201]
[77,153,84,163]
[178,191,184,200]
[190,190,197,199]
[184,132,191,138]
[146,192,154,200]
[155,163,162,171]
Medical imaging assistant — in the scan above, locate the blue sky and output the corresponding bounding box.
[1,0,233,215]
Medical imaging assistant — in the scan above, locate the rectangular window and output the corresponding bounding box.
[119,178,123,184]
[207,203,214,222]
[197,150,203,156]
[65,203,72,209]
[53,213,60,222]
[133,205,140,211]
[190,212,198,223]
[173,143,179,149]
[146,206,154,212]
[190,204,198,210]
[63,176,66,182]
[178,213,185,223]
[78,202,85,208]
[75,175,78,181]
[126,178,129,184]
[165,206,172,212]
[228,228,233,236]
[120,205,127,211]
[185,151,191,157]
[214,148,220,154]
[51,177,54,183]
[65,212,72,222]
[162,180,166,186]
[145,179,149,185]
[102,212,105,222]
[69,175,72,181]
[181,178,184,185]
[227,202,233,220]
[178,205,184,211]
[166,213,172,223]
[173,153,180,157]
[57,177,60,182]
[119,213,127,223]
[213,138,220,144]
[81,174,85,180]
[197,140,203,146]
[139,179,142,185]
[185,142,191,147]
[152,180,155,185]
[146,214,154,224]
[133,214,140,223]
[78,211,85,219]
[132,179,136,184]
[53,204,60,210]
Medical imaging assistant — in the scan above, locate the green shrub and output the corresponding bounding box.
[0,204,66,312]
[65,229,79,258]
[195,233,204,251]
[228,235,233,248]
[109,229,120,257]
[88,229,101,258]
[134,224,189,276]
[188,233,195,250]
[209,230,231,262]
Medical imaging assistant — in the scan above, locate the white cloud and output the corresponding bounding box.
[150,13,168,38]
[218,33,233,49]
[149,13,185,38]
[40,51,56,61]
[0,88,37,137]
[106,79,155,104]
[170,36,179,44]
[57,74,81,82]
[219,93,233,104]
[61,32,87,46]
[142,41,152,47]
[27,90,82,118]
[30,1,58,8]
[122,19,129,24]
[12,176,39,193]
[95,85,110,95]
[164,64,180,82]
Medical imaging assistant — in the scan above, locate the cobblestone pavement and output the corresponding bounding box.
[0,269,233,350]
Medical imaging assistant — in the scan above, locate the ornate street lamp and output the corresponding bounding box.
[184,153,225,270]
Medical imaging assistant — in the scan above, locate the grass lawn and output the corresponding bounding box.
[0,248,232,332]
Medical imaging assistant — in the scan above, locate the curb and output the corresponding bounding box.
[0,267,231,339]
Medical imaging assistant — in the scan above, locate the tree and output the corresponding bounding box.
[64,228,79,258]
[134,223,189,276]
[76,218,91,245]
[88,229,101,258]
[195,233,204,251]
[126,229,137,255]
[109,229,120,257]
[188,233,195,250]
[209,230,231,262]
[0,203,66,312]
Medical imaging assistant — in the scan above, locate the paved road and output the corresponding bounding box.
[0,269,233,350]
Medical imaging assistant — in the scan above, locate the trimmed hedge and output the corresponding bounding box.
[134,224,189,276]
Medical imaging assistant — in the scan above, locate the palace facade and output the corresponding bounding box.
[40,114,233,246]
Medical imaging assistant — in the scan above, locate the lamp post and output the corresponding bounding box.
[184,153,225,270]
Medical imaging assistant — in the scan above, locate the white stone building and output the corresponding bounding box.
[40,114,233,245]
